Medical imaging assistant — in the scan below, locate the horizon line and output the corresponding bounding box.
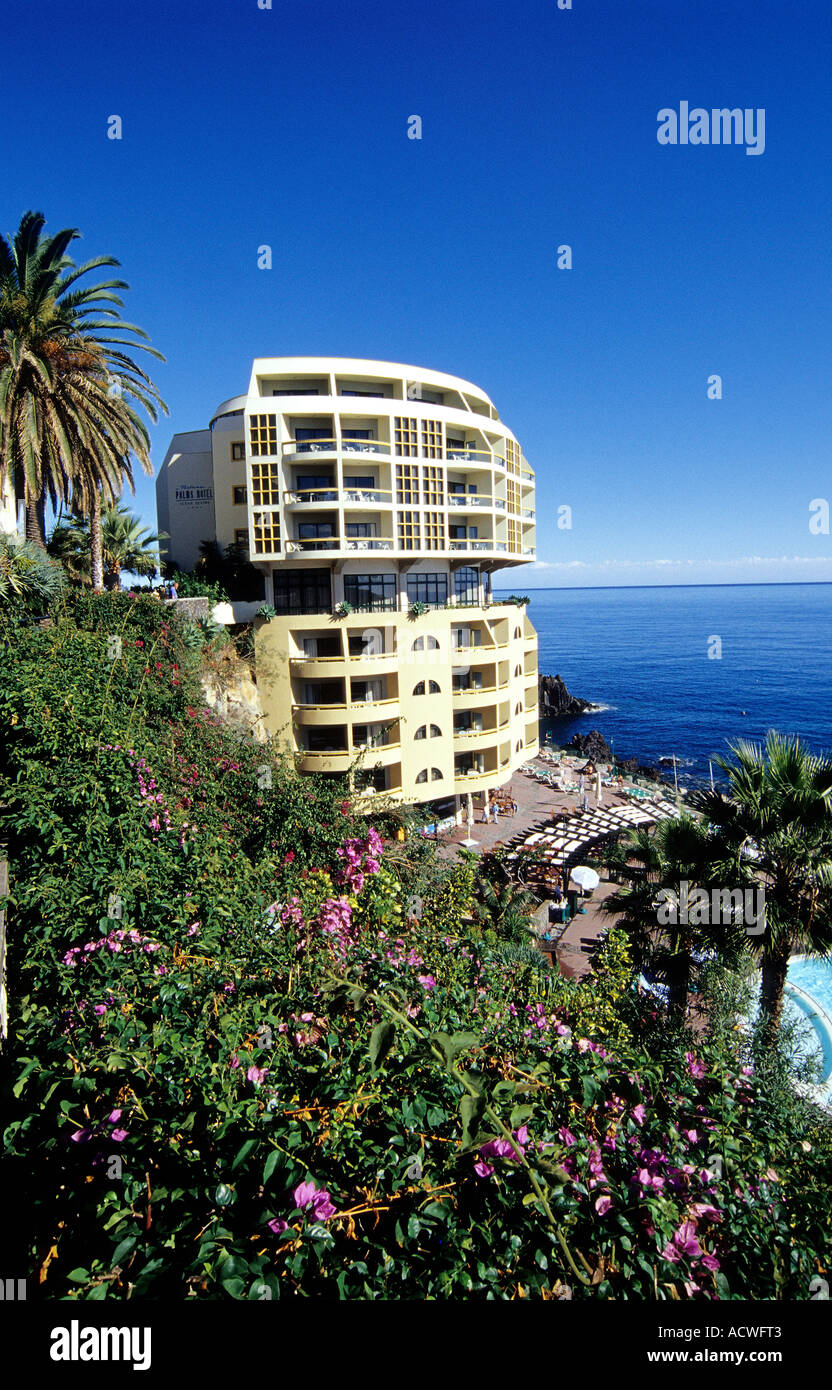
[492,580,832,593]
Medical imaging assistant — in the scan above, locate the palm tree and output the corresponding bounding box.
[0,532,65,605]
[472,858,540,945]
[0,210,166,559]
[100,504,165,589]
[603,814,747,1021]
[692,733,832,1046]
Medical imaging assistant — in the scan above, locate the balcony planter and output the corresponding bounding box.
[333,601,353,618]
[409,601,429,618]
[256,603,277,622]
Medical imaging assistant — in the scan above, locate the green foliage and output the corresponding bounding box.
[168,571,228,603]
[0,532,65,607]
[2,595,831,1302]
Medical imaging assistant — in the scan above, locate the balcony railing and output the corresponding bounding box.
[345,538,393,551]
[343,488,392,504]
[284,489,338,504]
[447,495,492,509]
[340,440,391,456]
[521,509,535,519]
[285,538,339,552]
[283,438,338,455]
[449,539,495,552]
[447,448,492,464]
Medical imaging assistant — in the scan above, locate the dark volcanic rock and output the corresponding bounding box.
[539,673,598,717]
[568,729,612,761]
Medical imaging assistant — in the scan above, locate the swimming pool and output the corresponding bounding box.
[784,956,832,1103]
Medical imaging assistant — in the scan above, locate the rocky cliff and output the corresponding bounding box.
[538,672,599,716]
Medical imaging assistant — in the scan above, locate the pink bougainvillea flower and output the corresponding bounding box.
[293,1180,319,1209]
[310,1190,337,1220]
[247,1066,267,1086]
[514,1125,530,1148]
[558,1127,578,1147]
[70,1127,94,1144]
[93,1004,107,1016]
[684,1052,706,1079]
[107,1110,122,1124]
[631,1104,646,1124]
[267,1218,288,1235]
[594,1195,613,1215]
[700,1252,721,1272]
[417,974,436,991]
[110,1128,129,1143]
[474,1159,495,1178]
[689,1203,722,1222]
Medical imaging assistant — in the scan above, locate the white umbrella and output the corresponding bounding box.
[462,792,478,847]
[596,768,603,806]
[570,866,600,893]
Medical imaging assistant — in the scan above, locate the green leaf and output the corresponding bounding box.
[232,1138,257,1171]
[510,1103,535,1129]
[431,1031,480,1067]
[582,1076,601,1108]
[263,1150,281,1185]
[111,1236,136,1268]
[369,1020,396,1074]
[459,1093,486,1149]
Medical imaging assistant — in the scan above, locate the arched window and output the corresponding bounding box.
[413,635,440,651]
[514,626,522,639]
[428,680,440,693]
[515,701,523,716]
[430,724,441,738]
[415,769,428,784]
[430,768,443,781]
[516,739,523,753]
[413,681,425,695]
[514,664,522,678]
[415,725,427,740]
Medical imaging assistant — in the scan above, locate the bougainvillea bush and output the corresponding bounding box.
[2,594,831,1300]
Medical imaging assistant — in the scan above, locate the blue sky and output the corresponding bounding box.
[4,0,832,586]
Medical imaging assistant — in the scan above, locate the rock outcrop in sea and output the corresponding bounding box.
[568,729,613,761]
[538,673,599,717]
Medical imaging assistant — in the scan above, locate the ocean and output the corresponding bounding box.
[493,583,832,791]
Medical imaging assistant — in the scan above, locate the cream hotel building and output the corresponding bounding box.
[157,357,539,817]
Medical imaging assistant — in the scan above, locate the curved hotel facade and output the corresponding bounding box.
[157,357,539,813]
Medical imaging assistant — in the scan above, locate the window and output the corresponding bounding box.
[430,724,441,738]
[415,769,428,784]
[232,485,247,506]
[342,429,373,440]
[272,388,319,396]
[250,462,280,506]
[252,511,281,555]
[514,626,522,639]
[395,463,418,504]
[431,768,443,781]
[507,518,521,551]
[413,679,441,696]
[515,701,523,715]
[449,524,467,541]
[415,725,427,740]
[505,438,521,475]
[249,414,277,456]
[429,680,440,693]
[343,573,397,612]
[231,441,245,461]
[344,475,376,489]
[345,522,377,538]
[507,478,520,513]
[514,664,522,677]
[303,681,343,704]
[296,474,334,491]
[297,522,334,540]
[454,567,479,604]
[397,510,420,550]
[406,573,447,607]
[305,728,348,752]
[394,417,418,457]
[422,465,444,505]
[295,427,333,449]
[423,511,445,551]
[302,635,341,658]
[234,528,249,552]
[342,389,385,398]
[422,420,443,458]
[447,480,465,495]
[412,635,439,651]
[273,568,331,615]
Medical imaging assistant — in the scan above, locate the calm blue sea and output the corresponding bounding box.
[493,584,832,791]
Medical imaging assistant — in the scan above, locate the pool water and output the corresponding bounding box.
[784,957,832,1099]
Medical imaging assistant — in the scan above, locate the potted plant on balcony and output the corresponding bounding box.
[334,600,353,618]
[409,600,429,618]
[256,603,277,621]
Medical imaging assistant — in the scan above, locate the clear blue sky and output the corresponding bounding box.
[4,0,832,586]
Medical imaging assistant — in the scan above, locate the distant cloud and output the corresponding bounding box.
[524,554,832,587]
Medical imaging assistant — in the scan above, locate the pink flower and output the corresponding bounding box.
[417,974,436,991]
[93,1004,107,1016]
[631,1104,646,1125]
[558,1127,577,1147]
[662,1221,702,1263]
[683,1128,699,1143]
[267,1218,288,1235]
[107,1110,122,1123]
[595,1195,613,1215]
[685,1052,706,1079]
[110,1128,129,1143]
[474,1159,495,1178]
[293,1180,319,1209]
[689,1203,722,1222]
[70,1127,94,1144]
[247,1066,267,1086]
